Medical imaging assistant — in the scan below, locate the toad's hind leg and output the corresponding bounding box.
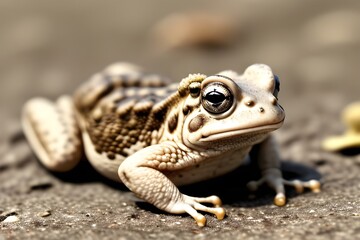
[22,96,83,171]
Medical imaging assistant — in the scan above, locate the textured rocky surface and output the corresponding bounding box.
[1,1,359,239]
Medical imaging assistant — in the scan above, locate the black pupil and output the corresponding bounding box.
[205,90,225,106]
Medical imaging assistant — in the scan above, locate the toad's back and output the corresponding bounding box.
[73,64,181,165]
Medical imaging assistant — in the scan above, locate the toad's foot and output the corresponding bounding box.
[167,194,225,227]
[247,168,321,206]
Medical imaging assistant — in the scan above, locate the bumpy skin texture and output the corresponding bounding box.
[22,63,320,227]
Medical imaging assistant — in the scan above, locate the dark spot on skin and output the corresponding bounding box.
[189,86,200,97]
[188,114,207,132]
[113,95,125,105]
[128,75,142,87]
[88,76,115,110]
[120,151,129,158]
[118,75,131,88]
[153,106,168,123]
[107,152,116,160]
[95,146,102,154]
[134,102,153,117]
[182,105,193,115]
[120,113,131,121]
[168,113,178,133]
[195,164,200,168]
[94,116,102,123]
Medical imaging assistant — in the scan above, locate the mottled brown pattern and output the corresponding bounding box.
[167,113,178,133]
[78,73,185,159]
[74,73,169,114]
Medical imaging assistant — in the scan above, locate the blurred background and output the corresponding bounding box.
[1,0,360,127]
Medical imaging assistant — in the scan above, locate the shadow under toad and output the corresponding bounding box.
[181,160,322,207]
[9,130,322,208]
[46,154,322,208]
[134,160,322,215]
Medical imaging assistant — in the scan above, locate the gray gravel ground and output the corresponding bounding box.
[1,1,360,239]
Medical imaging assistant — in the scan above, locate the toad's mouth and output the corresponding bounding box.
[199,119,285,142]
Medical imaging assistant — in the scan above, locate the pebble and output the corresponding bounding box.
[3,215,19,223]
[322,102,360,152]
[38,211,51,217]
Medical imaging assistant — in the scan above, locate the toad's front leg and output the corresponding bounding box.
[118,142,225,227]
[248,136,321,206]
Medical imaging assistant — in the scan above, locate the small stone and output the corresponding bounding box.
[3,215,19,223]
[38,211,51,217]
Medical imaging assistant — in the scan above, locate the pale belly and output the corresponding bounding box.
[83,132,126,181]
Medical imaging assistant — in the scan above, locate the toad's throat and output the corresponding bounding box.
[200,119,285,142]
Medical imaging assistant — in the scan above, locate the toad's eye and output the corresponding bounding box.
[201,82,233,114]
[274,75,280,98]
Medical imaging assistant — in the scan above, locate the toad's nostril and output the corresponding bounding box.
[259,107,265,113]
